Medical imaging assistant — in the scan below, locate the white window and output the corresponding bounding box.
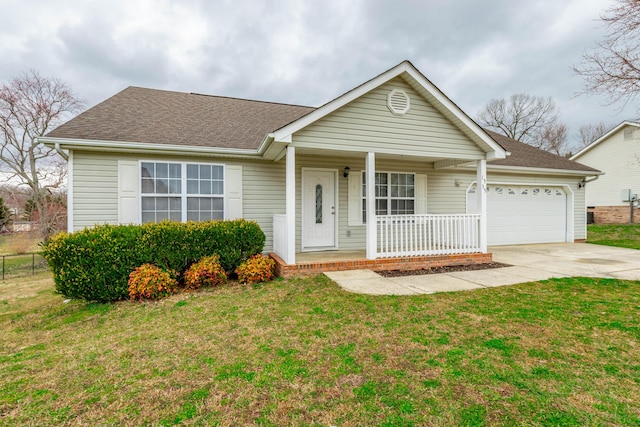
[141,162,224,223]
[362,171,415,222]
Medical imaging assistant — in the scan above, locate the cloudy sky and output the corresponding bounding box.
[1,0,636,149]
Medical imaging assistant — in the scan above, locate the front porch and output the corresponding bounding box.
[270,249,493,278]
[270,145,492,276]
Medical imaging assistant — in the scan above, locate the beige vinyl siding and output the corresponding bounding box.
[72,151,119,230]
[70,151,287,250]
[240,160,285,251]
[71,150,587,252]
[293,78,486,160]
[573,126,640,207]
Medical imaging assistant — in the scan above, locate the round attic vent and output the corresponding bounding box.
[387,89,410,115]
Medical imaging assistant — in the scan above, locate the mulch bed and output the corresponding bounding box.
[377,262,510,278]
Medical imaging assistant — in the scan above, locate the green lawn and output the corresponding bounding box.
[0,233,48,279]
[587,223,640,249]
[1,273,639,426]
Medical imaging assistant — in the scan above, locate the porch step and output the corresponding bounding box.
[270,252,492,279]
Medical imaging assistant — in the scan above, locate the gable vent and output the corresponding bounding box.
[387,89,410,115]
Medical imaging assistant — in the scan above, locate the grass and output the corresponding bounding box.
[0,233,48,279]
[0,232,42,255]
[1,273,639,425]
[587,223,640,249]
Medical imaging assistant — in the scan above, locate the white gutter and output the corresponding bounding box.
[37,136,265,159]
[486,164,604,177]
[256,133,275,155]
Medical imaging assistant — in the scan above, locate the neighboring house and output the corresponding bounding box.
[571,121,640,224]
[38,61,599,274]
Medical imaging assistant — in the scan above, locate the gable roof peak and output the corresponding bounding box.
[571,120,640,160]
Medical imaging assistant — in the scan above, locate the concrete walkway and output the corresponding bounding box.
[324,243,640,295]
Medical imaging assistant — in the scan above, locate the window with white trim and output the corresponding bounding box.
[361,172,415,222]
[141,162,224,223]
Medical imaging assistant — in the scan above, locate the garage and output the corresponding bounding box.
[467,185,567,245]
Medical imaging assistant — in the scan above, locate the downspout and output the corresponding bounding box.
[54,142,69,161]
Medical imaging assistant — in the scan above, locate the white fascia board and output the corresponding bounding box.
[571,121,640,160]
[487,164,604,177]
[38,137,264,159]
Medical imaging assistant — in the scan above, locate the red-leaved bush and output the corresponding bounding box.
[235,254,275,285]
[128,264,178,301]
[183,255,227,290]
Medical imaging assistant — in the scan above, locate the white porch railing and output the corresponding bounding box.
[377,214,482,258]
[273,214,288,261]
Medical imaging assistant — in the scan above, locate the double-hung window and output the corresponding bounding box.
[141,162,224,223]
[362,172,415,222]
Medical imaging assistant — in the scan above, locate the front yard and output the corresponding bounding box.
[1,272,639,426]
[587,223,640,249]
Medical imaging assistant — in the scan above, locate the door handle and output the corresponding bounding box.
[331,206,335,215]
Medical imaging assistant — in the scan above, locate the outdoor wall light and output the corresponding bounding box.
[343,166,350,178]
[578,178,586,189]
[454,179,462,187]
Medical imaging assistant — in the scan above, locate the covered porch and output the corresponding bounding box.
[263,62,508,275]
[270,146,493,276]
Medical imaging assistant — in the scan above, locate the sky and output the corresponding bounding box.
[1,0,637,151]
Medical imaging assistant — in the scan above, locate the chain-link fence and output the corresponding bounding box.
[1,253,49,280]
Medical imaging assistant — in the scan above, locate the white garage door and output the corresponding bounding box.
[467,185,567,245]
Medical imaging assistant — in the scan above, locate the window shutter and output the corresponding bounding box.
[225,165,243,219]
[348,171,362,226]
[416,173,427,214]
[118,160,140,224]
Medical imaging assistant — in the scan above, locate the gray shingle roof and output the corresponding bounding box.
[47,86,600,174]
[485,130,600,173]
[47,87,315,150]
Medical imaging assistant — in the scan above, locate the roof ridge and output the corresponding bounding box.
[125,85,315,109]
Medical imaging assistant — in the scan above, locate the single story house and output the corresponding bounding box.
[571,121,640,224]
[39,61,600,276]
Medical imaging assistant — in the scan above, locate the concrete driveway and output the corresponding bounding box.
[325,243,640,295]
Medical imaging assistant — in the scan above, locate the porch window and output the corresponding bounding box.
[361,171,415,222]
[141,162,224,223]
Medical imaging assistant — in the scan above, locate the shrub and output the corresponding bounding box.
[41,219,265,301]
[235,254,275,285]
[128,264,178,301]
[183,255,227,290]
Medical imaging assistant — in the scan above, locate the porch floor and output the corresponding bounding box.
[270,250,493,278]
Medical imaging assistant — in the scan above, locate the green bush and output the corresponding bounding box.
[128,264,178,301]
[41,219,265,301]
[183,255,227,290]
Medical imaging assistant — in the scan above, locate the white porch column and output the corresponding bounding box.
[285,146,296,265]
[477,159,488,252]
[366,152,376,259]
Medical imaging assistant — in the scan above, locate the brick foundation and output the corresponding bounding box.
[589,205,640,224]
[270,252,493,279]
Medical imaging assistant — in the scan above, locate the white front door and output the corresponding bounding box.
[302,169,337,249]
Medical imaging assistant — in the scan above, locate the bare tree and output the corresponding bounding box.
[0,70,83,240]
[573,0,640,110]
[577,122,611,149]
[476,94,571,155]
[538,123,568,156]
